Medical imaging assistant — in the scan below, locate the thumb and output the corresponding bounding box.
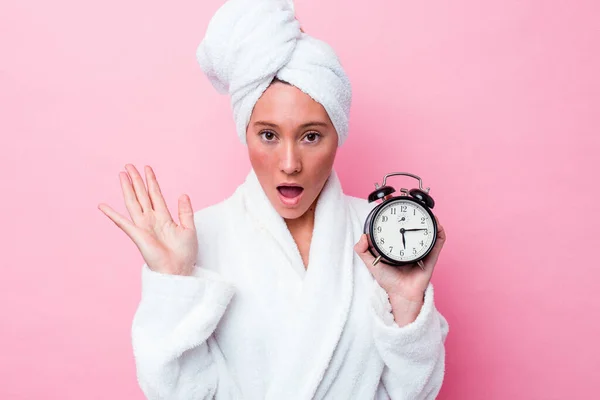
[354,234,377,273]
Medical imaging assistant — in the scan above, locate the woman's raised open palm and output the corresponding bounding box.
[98,164,198,276]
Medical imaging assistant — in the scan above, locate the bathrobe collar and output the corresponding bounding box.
[240,168,355,399]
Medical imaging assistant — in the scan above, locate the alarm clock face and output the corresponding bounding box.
[370,198,437,263]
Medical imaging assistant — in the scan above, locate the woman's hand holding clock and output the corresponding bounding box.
[354,215,447,326]
[98,164,198,276]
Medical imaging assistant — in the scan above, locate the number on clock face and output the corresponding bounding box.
[372,199,435,262]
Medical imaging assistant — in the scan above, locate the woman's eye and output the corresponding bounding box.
[304,132,320,142]
[261,131,275,141]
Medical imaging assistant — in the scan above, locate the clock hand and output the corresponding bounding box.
[401,231,406,250]
[403,228,428,232]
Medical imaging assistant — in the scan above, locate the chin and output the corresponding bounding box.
[276,206,307,220]
[269,190,312,220]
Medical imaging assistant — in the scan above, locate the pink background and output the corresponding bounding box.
[1,0,598,398]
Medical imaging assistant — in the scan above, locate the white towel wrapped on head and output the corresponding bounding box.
[196,0,352,146]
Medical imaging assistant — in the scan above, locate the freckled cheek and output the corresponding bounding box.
[311,148,336,173]
[249,147,278,174]
[302,152,332,194]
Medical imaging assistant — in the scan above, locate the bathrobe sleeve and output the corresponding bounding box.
[370,280,449,400]
[131,263,235,399]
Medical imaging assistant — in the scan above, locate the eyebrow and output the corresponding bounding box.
[253,120,329,129]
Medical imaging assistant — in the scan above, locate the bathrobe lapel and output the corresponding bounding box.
[241,169,354,400]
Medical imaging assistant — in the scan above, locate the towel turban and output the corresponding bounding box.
[196,0,352,146]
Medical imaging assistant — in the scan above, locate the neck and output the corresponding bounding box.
[284,195,319,269]
[284,196,317,233]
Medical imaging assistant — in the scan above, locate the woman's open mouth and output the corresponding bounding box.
[277,185,304,206]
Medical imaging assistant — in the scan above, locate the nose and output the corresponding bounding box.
[279,140,302,175]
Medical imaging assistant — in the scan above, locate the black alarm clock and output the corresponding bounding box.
[363,172,438,269]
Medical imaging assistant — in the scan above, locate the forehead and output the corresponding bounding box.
[250,81,331,126]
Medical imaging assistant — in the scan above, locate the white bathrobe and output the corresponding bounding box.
[131,168,449,399]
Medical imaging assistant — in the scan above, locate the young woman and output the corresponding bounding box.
[98,1,449,399]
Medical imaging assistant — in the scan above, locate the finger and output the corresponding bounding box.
[119,171,143,224]
[424,243,442,268]
[434,228,446,249]
[421,218,446,270]
[125,164,153,213]
[145,165,173,222]
[98,203,140,243]
[434,215,446,239]
[178,194,195,230]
